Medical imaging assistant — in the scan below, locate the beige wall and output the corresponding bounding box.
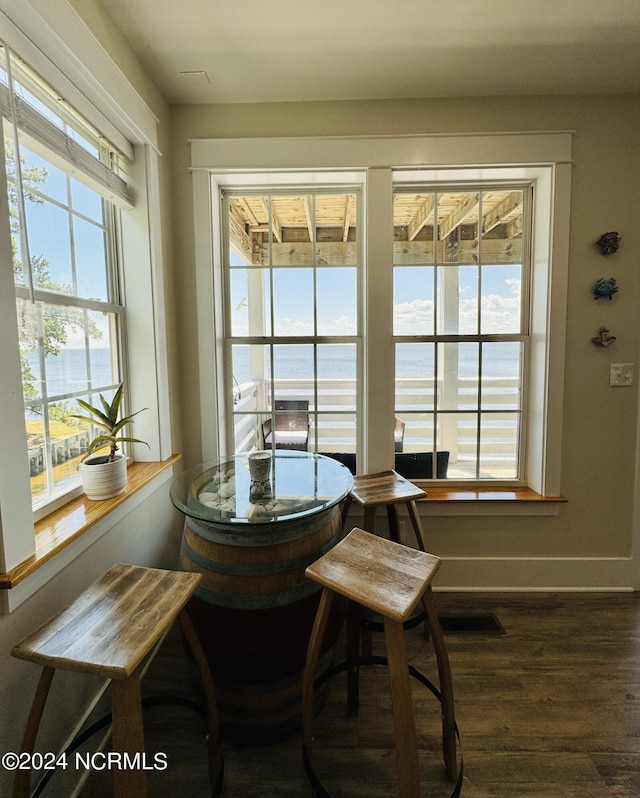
[171,95,640,586]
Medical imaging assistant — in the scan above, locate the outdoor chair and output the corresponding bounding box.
[394,451,450,479]
[262,400,310,451]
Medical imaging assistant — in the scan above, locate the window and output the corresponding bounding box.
[1,44,130,513]
[393,185,531,481]
[0,20,171,600]
[194,133,571,497]
[222,189,361,459]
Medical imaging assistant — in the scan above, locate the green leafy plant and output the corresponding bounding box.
[72,383,148,462]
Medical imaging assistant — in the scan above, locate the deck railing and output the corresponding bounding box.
[232,376,521,478]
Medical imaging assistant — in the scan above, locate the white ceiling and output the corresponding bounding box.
[96,0,640,105]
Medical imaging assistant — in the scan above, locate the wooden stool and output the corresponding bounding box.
[342,470,430,645]
[11,563,223,798]
[302,528,458,798]
[341,469,428,550]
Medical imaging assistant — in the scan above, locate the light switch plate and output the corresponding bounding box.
[610,363,634,386]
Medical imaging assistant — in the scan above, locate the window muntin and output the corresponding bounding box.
[393,186,529,481]
[224,190,360,458]
[3,45,127,511]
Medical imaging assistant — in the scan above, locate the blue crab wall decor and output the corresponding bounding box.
[592,277,618,300]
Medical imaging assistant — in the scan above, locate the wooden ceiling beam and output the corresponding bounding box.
[407,195,435,241]
[259,197,282,243]
[239,198,260,229]
[302,196,314,242]
[482,192,523,236]
[439,193,479,240]
[343,194,354,242]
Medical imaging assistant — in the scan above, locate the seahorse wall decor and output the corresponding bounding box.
[592,277,618,300]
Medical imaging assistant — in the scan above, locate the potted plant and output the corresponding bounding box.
[72,383,148,500]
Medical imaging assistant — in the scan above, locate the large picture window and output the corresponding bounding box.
[1,44,129,511]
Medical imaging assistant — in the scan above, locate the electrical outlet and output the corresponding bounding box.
[610,363,634,387]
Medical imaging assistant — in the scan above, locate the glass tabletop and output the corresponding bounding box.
[170,450,354,524]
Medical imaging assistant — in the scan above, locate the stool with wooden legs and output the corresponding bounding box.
[341,469,430,648]
[302,528,461,798]
[341,469,428,549]
[11,563,223,798]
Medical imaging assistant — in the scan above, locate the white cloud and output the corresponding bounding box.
[393,299,434,335]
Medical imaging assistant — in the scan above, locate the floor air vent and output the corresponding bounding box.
[438,614,506,635]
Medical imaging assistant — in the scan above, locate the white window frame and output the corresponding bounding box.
[219,185,363,458]
[391,179,533,484]
[0,3,173,602]
[191,132,572,504]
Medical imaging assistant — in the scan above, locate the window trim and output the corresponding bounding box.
[191,132,572,501]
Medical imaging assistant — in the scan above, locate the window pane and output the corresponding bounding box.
[233,412,263,453]
[25,198,73,293]
[393,192,435,265]
[437,265,479,335]
[316,193,357,266]
[481,190,524,265]
[22,146,68,203]
[26,414,47,501]
[438,342,479,411]
[481,342,522,410]
[272,268,313,336]
[393,267,434,335]
[16,297,42,400]
[395,412,434,454]
[396,343,435,412]
[71,178,104,222]
[317,344,356,433]
[89,311,119,389]
[229,268,249,336]
[480,413,520,479]
[229,268,272,337]
[273,343,314,389]
[480,264,522,335]
[231,343,269,406]
[317,268,356,335]
[441,413,478,479]
[74,215,108,301]
[228,195,268,266]
[436,191,479,264]
[314,412,356,455]
[270,195,312,264]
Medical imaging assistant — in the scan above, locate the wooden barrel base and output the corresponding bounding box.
[180,502,345,741]
[185,592,344,743]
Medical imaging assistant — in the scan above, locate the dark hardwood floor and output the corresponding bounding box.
[76,591,640,798]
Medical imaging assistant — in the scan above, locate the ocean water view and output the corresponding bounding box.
[232,342,521,385]
[25,348,115,402]
[26,343,520,403]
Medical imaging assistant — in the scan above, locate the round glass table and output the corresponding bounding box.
[170,449,353,525]
[170,451,354,743]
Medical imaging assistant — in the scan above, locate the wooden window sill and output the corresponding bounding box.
[0,455,181,590]
[414,484,566,516]
[420,486,566,503]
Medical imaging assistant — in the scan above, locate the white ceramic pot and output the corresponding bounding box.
[80,453,128,500]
